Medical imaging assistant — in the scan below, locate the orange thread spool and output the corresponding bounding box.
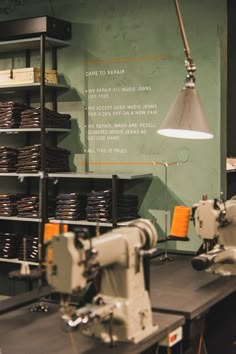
[44,223,68,262]
[44,223,68,241]
[170,206,191,239]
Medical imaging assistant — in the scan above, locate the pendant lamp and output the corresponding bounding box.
[157,0,213,139]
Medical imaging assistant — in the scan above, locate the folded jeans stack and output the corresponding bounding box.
[117,194,139,221]
[0,232,21,259]
[86,189,112,223]
[0,146,18,172]
[17,235,39,263]
[0,101,27,128]
[20,107,71,129]
[17,195,39,218]
[55,193,87,220]
[0,193,20,216]
[16,144,70,173]
[16,194,56,218]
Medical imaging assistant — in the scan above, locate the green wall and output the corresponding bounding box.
[0,0,227,251]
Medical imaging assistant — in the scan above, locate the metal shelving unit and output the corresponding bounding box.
[48,172,153,228]
[0,36,70,53]
[0,82,70,93]
[0,35,70,266]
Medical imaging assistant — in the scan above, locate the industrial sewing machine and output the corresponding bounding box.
[46,219,158,344]
[191,195,236,275]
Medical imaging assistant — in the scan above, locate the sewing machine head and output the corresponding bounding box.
[192,195,236,275]
[47,231,88,294]
[46,219,159,344]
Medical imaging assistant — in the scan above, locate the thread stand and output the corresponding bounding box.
[159,162,178,263]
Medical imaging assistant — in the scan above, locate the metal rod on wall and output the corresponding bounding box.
[78,161,178,166]
[159,162,178,263]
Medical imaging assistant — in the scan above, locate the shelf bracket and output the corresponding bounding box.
[53,178,59,185]
[18,175,24,183]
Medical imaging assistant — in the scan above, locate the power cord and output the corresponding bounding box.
[198,332,203,354]
[155,343,159,354]
[49,0,55,16]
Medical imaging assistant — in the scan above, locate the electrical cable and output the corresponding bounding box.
[155,343,159,354]
[198,332,203,354]
[49,0,55,16]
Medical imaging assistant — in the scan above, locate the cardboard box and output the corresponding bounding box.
[0,67,58,85]
[0,69,13,84]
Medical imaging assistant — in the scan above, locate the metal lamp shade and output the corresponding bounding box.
[157,86,214,139]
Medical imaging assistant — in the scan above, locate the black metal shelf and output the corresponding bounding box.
[49,218,133,227]
[0,216,41,222]
[0,36,70,53]
[0,82,70,94]
[0,128,71,134]
[0,173,40,177]
[48,172,153,180]
[0,172,152,179]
